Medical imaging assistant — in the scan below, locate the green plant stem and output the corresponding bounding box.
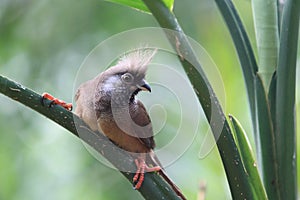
[214,0,258,146]
[0,75,185,200]
[252,0,279,88]
[276,0,300,199]
[255,74,279,199]
[142,0,258,199]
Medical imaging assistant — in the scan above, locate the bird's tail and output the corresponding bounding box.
[148,150,186,200]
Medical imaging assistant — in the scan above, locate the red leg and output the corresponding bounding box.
[133,157,161,190]
[133,159,145,190]
[133,159,143,183]
[42,92,73,111]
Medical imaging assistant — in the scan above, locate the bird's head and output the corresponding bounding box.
[101,48,156,105]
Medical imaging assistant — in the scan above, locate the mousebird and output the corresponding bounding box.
[74,48,161,189]
[41,48,185,198]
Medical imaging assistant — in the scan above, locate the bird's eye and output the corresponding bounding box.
[121,73,134,83]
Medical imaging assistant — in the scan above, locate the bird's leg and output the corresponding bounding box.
[133,155,161,190]
[41,92,73,111]
[133,158,145,189]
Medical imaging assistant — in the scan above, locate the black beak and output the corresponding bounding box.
[137,80,151,92]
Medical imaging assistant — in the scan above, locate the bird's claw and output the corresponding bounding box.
[41,92,73,111]
[132,158,161,190]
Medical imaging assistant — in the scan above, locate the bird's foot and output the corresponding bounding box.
[41,92,73,111]
[132,158,161,190]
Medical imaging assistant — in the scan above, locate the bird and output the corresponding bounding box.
[74,48,161,189]
[41,48,185,198]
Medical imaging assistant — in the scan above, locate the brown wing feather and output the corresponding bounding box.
[129,100,155,149]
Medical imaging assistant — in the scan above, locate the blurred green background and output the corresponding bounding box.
[0,0,299,199]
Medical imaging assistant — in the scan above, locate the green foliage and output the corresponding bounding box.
[138,0,299,199]
[215,0,299,199]
[0,0,299,199]
[214,0,258,149]
[255,74,279,199]
[229,115,268,200]
[275,0,300,199]
[105,0,174,13]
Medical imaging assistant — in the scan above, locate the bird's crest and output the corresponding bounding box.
[117,47,157,76]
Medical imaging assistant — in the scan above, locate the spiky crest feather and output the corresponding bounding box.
[117,47,157,76]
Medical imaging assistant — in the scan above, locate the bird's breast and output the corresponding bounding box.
[98,117,150,153]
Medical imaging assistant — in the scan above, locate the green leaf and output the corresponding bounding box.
[252,0,279,88]
[105,0,174,13]
[214,0,259,149]
[275,0,300,199]
[268,72,277,136]
[229,115,268,200]
[255,74,279,199]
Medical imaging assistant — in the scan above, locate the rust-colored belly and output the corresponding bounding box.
[99,119,150,153]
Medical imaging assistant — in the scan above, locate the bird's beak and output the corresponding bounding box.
[137,80,151,92]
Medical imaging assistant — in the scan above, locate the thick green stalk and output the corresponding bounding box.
[214,0,258,146]
[255,74,279,199]
[275,0,300,199]
[252,0,279,88]
[142,0,258,199]
[0,75,184,200]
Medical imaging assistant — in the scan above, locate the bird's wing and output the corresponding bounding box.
[74,75,103,132]
[129,100,155,149]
